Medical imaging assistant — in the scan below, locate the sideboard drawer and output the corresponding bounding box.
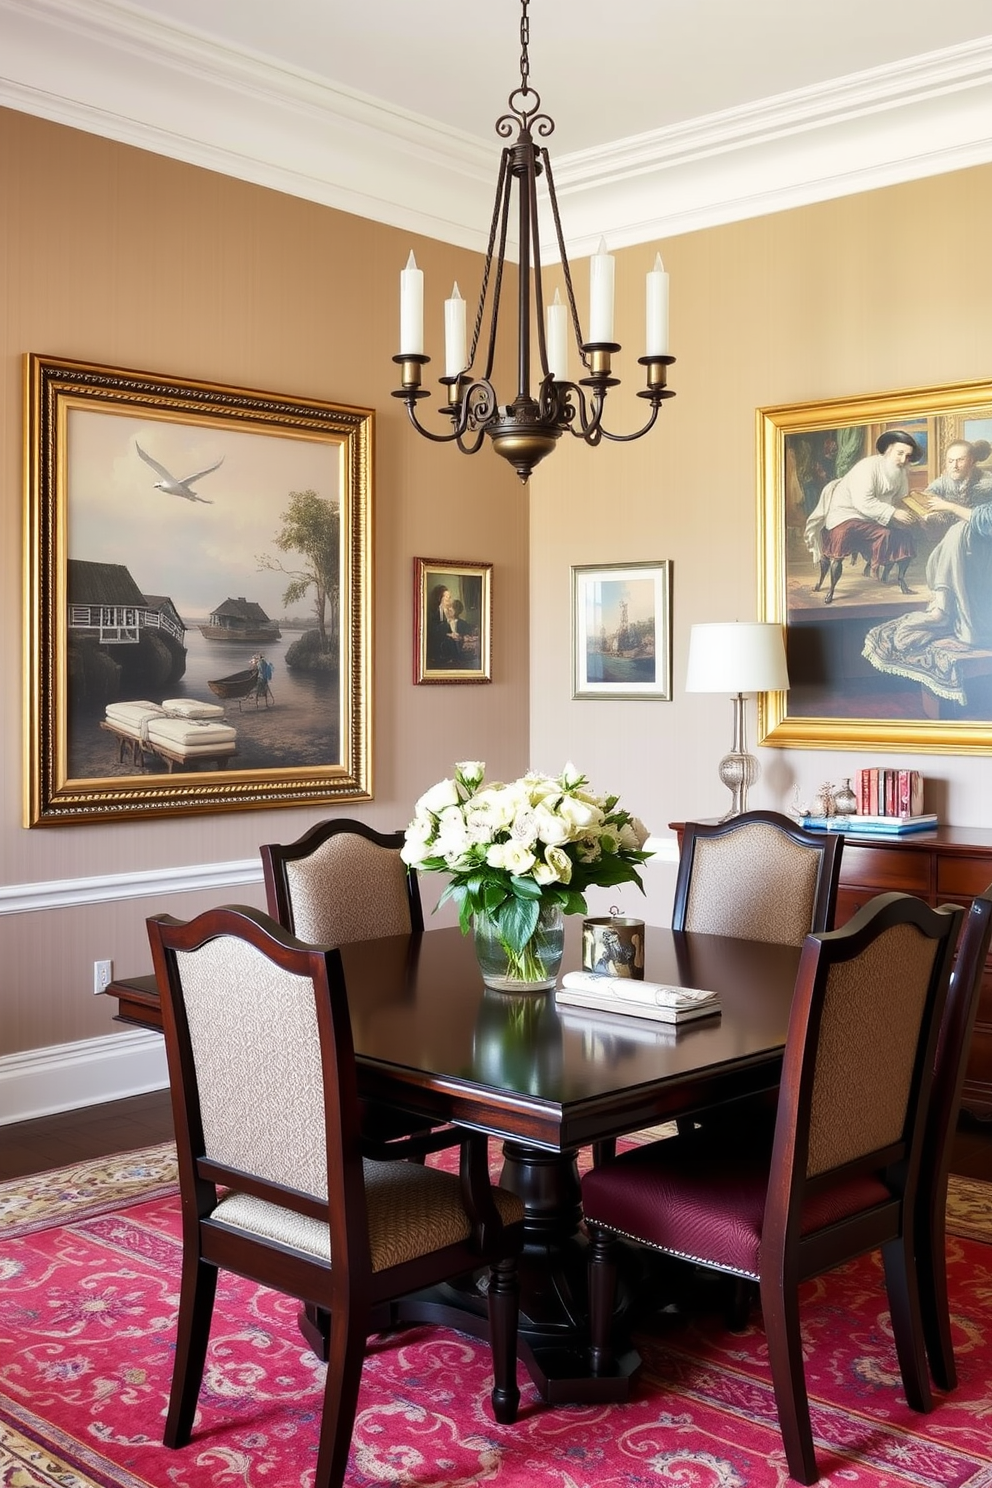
[937,857,992,898]
[838,844,930,894]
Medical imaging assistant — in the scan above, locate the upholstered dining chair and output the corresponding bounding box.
[147,904,523,1488]
[582,891,963,1485]
[917,887,992,1390]
[672,810,843,945]
[588,810,844,1166]
[261,817,460,1162]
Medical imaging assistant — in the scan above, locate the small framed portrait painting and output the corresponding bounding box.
[413,557,492,684]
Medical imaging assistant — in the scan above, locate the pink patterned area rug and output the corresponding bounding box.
[2,1146,991,1488]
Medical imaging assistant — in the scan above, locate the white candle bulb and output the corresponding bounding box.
[547,289,568,381]
[645,252,669,357]
[399,250,424,356]
[589,237,615,344]
[444,281,467,377]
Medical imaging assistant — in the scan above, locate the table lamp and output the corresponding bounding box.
[685,621,790,820]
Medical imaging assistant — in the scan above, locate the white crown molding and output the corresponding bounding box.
[2,0,992,254]
[0,857,262,916]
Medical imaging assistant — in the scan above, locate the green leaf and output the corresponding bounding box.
[509,874,543,901]
[496,895,541,953]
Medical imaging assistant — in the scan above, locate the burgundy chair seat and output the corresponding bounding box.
[582,1133,894,1278]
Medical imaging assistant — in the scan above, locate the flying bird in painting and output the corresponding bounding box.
[135,442,223,503]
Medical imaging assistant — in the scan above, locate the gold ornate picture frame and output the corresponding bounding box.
[758,377,992,754]
[413,557,492,684]
[25,355,373,824]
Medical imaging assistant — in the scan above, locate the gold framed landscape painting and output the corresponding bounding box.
[758,378,992,754]
[25,355,373,824]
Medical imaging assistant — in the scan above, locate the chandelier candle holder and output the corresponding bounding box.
[392,0,675,483]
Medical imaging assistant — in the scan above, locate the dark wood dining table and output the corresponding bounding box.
[105,918,801,1404]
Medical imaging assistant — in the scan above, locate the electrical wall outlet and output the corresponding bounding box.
[93,959,113,994]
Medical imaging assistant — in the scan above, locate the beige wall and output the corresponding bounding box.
[530,165,992,927]
[0,107,530,1059]
[5,106,992,1076]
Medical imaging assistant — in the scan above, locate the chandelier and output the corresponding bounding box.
[391,0,675,483]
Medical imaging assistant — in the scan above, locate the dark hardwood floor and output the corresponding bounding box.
[2,1088,991,1185]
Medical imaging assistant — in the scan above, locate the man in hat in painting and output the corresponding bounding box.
[804,429,923,604]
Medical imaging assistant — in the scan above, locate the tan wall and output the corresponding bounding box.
[530,165,992,927]
[0,107,530,1058]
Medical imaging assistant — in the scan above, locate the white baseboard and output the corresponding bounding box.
[0,1031,168,1127]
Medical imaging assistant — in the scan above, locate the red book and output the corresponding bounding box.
[898,770,911,816]
[884,770,896,816]
[868,769,879,816]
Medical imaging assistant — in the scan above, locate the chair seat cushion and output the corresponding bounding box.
[581,1131,894,1279]
[211,1160,523,1272]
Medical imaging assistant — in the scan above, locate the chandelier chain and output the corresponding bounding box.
[519,0,530,93]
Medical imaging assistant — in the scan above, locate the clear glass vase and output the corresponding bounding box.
[472,902,566,992]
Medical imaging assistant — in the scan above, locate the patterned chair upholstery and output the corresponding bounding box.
[147,905,524,1488]
[582,891,963,1485]
[917,888,992,1389]
[673,810,843,946]
[261,818,459,1162]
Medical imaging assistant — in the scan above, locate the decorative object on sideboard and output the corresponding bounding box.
[685,621,790,820]
[391,0,675,483]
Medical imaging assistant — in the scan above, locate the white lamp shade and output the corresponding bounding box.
[685,622,790,694]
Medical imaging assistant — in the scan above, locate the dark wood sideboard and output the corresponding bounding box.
[669,823,992,1119]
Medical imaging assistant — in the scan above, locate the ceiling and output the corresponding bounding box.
[3,0,992,256]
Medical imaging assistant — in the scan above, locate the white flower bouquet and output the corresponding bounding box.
[402,761,652,978]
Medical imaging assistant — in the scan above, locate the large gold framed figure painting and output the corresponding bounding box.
[758,378,992,754]
[25,356,373,824]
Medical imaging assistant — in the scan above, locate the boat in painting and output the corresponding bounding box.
[208,666,259,700]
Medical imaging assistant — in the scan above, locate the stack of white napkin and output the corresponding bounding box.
[556,971,721,1024]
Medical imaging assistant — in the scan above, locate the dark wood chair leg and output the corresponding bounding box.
[487,1255,521,1424]
[918,1205,956,1390]
[165,1256,218,1447]
[726,1276,755,1332]
[881,1235,933,1413]
[761,1276,818,1485]
[316,1306,369,1488]
[587,1225,618,1376]
[591,1139,616,1166]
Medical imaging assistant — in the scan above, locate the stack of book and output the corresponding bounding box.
[854,767,923,817]
[556,971,721,1024]
[799,811,938,836]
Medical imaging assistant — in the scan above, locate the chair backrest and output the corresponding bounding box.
[765,891,963,1252]
[919,889,992,1210]
[261,818,423,945]
[672,810,843,946]
[147,905,368,1269]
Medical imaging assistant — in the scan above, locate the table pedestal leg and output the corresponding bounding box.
[496,1140,639,1403]
[297,1141,641,1404]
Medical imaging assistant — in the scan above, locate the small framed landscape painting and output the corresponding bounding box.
[413,557,493,684]
[571,560,673,701]
[25,354,373,824]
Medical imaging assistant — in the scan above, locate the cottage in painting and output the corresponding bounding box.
[198,596,282,643]
[67,559,187,707]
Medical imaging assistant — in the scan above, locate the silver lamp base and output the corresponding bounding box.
[717,693,759,820]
